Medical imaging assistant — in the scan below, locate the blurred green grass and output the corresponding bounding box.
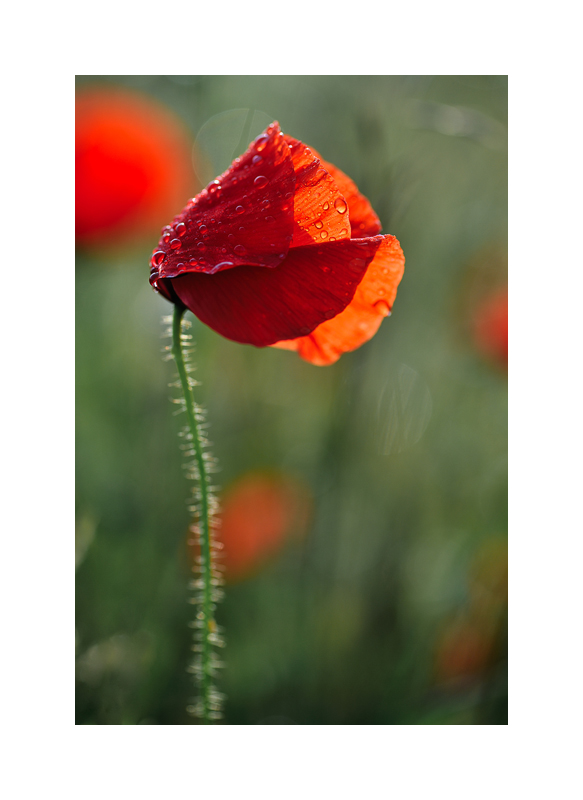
[76,75,507,725]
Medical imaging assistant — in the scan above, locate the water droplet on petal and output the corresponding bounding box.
[349,257,366,271]
[162,233,170,244]
[170,239,182,250]
[234,244,246,256]
[198,224,208,233]
[176,262,185,269]
[334,198,347,214]
[314,220,323,229]
[152,251,166,266]
[252,155,263,165]
[262,199,270,208]
[329,237,336,241]
[320,231,328,239]
[254,175,268,189]
[322,202,329,211]
[175,222,187,237]
[340,228,348,236]
[254,133,269,152]
[374,300,391,316]
[197,241,206,250]
[265,215,275,223]
[235,205,245,215]
[208,180,222,198]
[189,258,198,267]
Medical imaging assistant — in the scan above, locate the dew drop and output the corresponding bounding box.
[175,221,187,237]
[378,288,385,296]
[198,224,208,233]
[322,202,329,211]
[221,247,227,254]
[235,205,245,215]
[374,300,391,316]
[196,241,206,250]
[252,155,263,165]
[176,262,185,269]
[349,257,366,271]
[254,133,269,152]
[265,215,275,223]
[207,180,222,197]
[189,258,198,267]
[170,238,182,250]
[238,226,245,232]
[228,234,236,243]
[320,231,328,239]
[329,237,336,241]
[340,228,348,236]
[334,198,347,214]
[215,261,234,269]
[162,234,170,244]
[234,244,246,256]
[254,175,268,189]
[262,199,271,208]
[152,251,166,266]
[314,220,323,229]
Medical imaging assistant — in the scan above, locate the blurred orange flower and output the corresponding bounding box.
[473,288,508,368]
[190,472,311,582]
[76,86,195,248]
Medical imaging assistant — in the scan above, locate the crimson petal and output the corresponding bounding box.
[170,237,387,347]
[150,122,296,283]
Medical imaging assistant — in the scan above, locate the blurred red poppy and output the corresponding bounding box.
[150,122,404,365]
[189,472,311,582]
[473,288,508,368]
[76,86,195,248]
[434,615,495,683]
[434,538,507,685]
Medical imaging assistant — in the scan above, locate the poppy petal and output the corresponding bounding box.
[283,135,351,247]
[150,122,295,282]
[306,144,382,237]
[271,235,405,365]
[170,237,387,347]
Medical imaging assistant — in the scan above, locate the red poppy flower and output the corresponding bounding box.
[472,288,508,368]
[150,122,405,365]
[76,87,195,247]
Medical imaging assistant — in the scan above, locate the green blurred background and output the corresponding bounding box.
[76,75,507,725]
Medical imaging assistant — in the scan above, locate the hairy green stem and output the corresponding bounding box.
[172,305,214,724]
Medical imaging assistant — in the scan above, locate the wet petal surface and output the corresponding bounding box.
[283,135,351,247]
[150,122,296,283]
[307,145,382,237]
